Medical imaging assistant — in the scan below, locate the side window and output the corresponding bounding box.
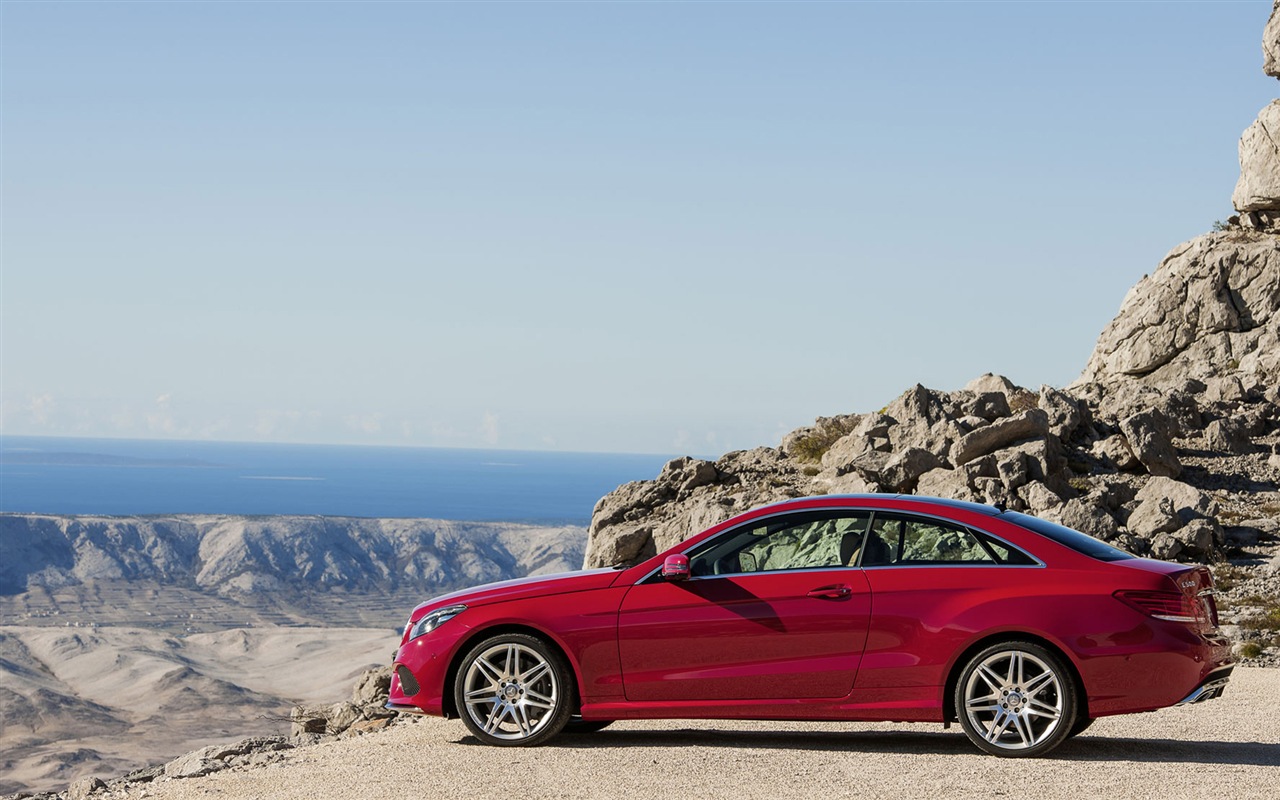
[862,515,1001,565]
[688,512,871,576]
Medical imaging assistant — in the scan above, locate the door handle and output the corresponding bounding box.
[807,585,852,599]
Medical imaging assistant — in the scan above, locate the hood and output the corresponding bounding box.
[410,568,619,619]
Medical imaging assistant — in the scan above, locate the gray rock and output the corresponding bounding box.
[1149,532,1183,560]
[1119,410,1182,478]
[290,705,328,738]
[1135,477,1217,522]
[1038,386,1082,439]
[1018,482,1063,514]
[1203,418,1254,454]
[164,747,229,779]
[964,373,1023,396]
[1267,1,1280,79]
[1043,498,1120,541]
[68,777,107,800]
[1126,496,1181,537]
[351,665,392,706]
[963,392,1010,421]
[1235,101,1280,212]
[1094,434,1140,470]
[951,409,1049,467]
[915,468,975,502]
[326,701,361,733]
[880,448,944,492]
[1174,519,1222,561]
[1078,232,1280,388]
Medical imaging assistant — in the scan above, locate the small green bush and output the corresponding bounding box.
[1240,641,1263,659]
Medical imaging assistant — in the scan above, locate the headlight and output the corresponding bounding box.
[408,604,467,640]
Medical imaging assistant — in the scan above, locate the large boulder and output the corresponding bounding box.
[1234,101,1280,212]
[1077,232,1280,389]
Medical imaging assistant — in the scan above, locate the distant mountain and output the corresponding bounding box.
[0,515,586,598]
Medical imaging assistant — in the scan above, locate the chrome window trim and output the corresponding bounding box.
[637,505,1044,584]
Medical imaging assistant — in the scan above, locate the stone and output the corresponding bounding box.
[1203,418,1254,454]
[995,451,1028,490]
[963,392,1010,421]
[1119,410,1182,478]
[1078,232,1280,387]
[582,524,652,568]
[1038,386,1082,439]
[915,468,975,502]
[1095,434,1140,470]
[348,716,394,735]
[951,409,1050,466]
[351,665,392,705]
[326,701,361,733]
[1135,477,1217,522]
[290,705,328,738]
[164,748,229,779]
[1018,481,1063,514]
[1126,496,1181,537]
[1268,1,1280,79]
[880,447,944,492]
[68,777,107,800]
[659,456,719,493]
[1043,498,1119,541]
[1149,532,1183,560]
[964,373,1022,396]
[1236,101,1280,212]
[821,433,878,472]
[1174,519,1222,560]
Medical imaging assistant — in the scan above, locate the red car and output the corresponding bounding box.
[387,495,1233,757]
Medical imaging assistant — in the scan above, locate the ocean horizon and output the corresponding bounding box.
[0,435,679,524]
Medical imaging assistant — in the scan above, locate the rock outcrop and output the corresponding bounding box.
[583,9,1280,573]
[1265,1,1280,79]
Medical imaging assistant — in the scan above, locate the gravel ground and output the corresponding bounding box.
[106,667,1280,800]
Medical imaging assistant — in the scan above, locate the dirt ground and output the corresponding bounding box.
[110,666,1280,800]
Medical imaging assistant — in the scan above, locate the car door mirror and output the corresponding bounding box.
[660,554,690,581]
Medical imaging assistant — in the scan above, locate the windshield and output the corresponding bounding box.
[1002,511,1135,562]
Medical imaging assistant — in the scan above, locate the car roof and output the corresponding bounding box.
[756,493,1004,517]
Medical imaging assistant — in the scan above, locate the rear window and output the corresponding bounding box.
[1002,511,1135,562]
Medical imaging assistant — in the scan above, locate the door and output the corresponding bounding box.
[617,510,874,702]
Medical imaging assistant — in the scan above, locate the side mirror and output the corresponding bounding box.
[660,554,690,581]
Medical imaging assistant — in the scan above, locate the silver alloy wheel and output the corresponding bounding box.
[962,649,1064,751]
[462,642,559,741]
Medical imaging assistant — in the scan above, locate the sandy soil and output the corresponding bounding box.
[111,667,1280,800]
[0,625,394,795]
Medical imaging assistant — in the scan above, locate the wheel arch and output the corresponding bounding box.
[441,623,583,719]
[941,631,1089,724]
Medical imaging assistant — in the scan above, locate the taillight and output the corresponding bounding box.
[1114,590,1205,624]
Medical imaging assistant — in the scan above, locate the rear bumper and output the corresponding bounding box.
[1175,667,1233,705]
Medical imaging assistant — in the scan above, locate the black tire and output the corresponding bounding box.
[1066,716,1094,738]
[953,641,1077,757]
[453,633,573,746]
[562,718,613,734]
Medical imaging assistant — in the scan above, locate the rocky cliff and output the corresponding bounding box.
[583,7,1280,576]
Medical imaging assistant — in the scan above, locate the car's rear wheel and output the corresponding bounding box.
[454,633,572,746]
[955,641,1077,757]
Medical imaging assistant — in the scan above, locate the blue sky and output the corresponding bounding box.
[2,1,1275,455]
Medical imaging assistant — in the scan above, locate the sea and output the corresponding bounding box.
[0,436,678,525]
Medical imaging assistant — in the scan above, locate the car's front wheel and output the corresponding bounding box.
[954,641,1077,757]
[454,633,572,746]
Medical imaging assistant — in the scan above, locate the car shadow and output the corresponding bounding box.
[454,727,1280,766]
